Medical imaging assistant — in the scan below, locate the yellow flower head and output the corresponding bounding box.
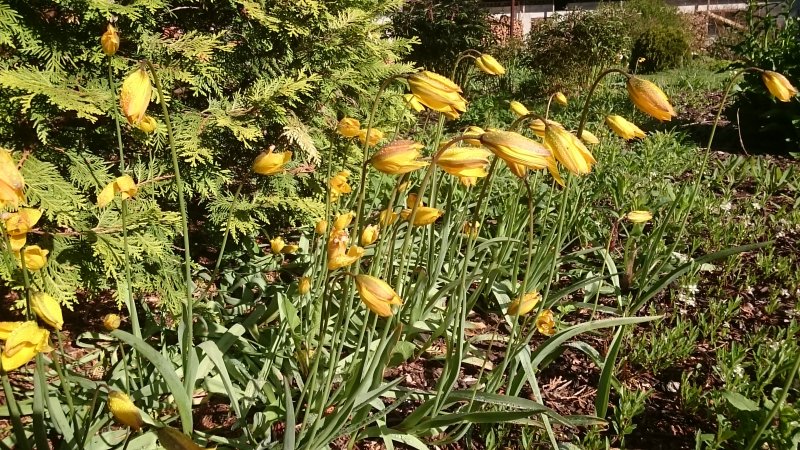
[370,140,429,175]
[379,209,398,228]
[360,224,379,246]
[253,146,292,175]
[103,314,121,331]
[333,211,355,231]
[17,245,48,271]
[507,291,542,316]
[544,123,596,175]
[337,117,361,138]
[0,321,25,340]
[108,391,144,430]
[436,146,492,178]
[403,94,425,112]
[298,276,311,295]
[509,101,530,118]
[355,274,403,317]
[480,130,555,171]
[529,119,546,137]
[315,220,328,235]
[407,71,467,120]
[0,149,25,208]
[137,115,158,133]
[626,76,676,122]
[475,54,506,76]
[98,175,138,208]
[281,244,299,254]
[761,70,798,102]
[535,309,556,335]
[459,176,477,187]
[4,208,43,251]
[157,425,212,450]
[329,170,352,200]
[120,66,152,125]
[0,321,51,371]
[463,126,485,147]
[358,128,384,147]
[554,91,568,107]
[605,115,646,140]
[270,237,285,254]
[100,24,120,56]
[579,129,600,145]
[328,244,364,271]
[401,206,443,226]
[31,292,63,330]
[626,210,653,224]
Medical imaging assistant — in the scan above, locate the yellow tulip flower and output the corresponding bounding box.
[626,210,653,223]
[535,309,556,335]
[401,206,443,226]
[137,115,158,133]
[480,130,555,171]
[579,130,600,145]
[358,128,384,147]
[544,123,596,175]
[355,274,402,317]
[100,24,120,56]
[475,54,506,76]
[507,291,542,316]
[370,140,429,175]
[4,208,43,251]
[403,94,425,112]
[329,170,352,200]
[31,292,63,330]
[120,67,152,125]
[407,71,467,120]
[379,209,398,228]
[626,76,676,121]
[337,117,361,138]
[0,149,25,208]
[315,220,328,235]
[436,146,491,178]
[270,237,285,254]
[0,321,51,371]
[605,115,646,140]
[509,101,530,117]
[252,147,292,175]
[554,92,568,106]
[298,277,311,295]
[360,224,379,246]
[463,126,485,147]
[103,314,121,331]
[333,211,355,231]
[0,321,24,340]
[459,176,477,187]
[17,245,48,271]
[98,175,138,207]
[108,391,144,430]
[762,70,798,102]
[328,245,364,271]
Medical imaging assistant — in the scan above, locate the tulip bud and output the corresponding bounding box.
[360,224,379,246]
[579,130,600,145]
[101,24,120,56]
[108,391,144,430]
[761,70,798,102]
[401,206,443,226]
[554,92,568,107]
[270,237,285,254]
[509,101,530,117]
[337,117,361,138]
[605,115,646,141]
[18,245,48,271]
[370,140,428,175]
[354,274,403,317]
[31,292,63,330]
[120,67,152,125]
[507,291,542,316]
[298,277,311,295]
[475,54,506,76]
[407,71,467,120]
[626,210,653,224]
[315,220,328,235]
[253,146,292,175]
[137,115,157,133]
[626,76,676,122]
[103,314,121,331]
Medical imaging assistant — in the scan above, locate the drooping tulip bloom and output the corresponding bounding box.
[626,76,676,121]
[329,170,352,201]
[120,67,152,125]
[401,206,443,226]
[407,71,467,120]
[108,391,144,430]
[370,140,428,175]
[354,274,403,317]
[509,101,530,117]
[403,94,425,112]
[157,425,210,450]
[554,92,568,106]
[337,117,361,138]
[761,70,798,102]
[18,245,48,271]
[253,147,292,175]
[100,24,120,56]
[436,146,491,178]
[333,211,355,231]
[31,292,63,330]
[535,309,556,335]
[475,54,505,76]
[0,149,25,208]
[315,220,328,235]
[98,175,138,207]
[357,128,383,147]
[507,291,542,316]
[605,115,646,140]
[579,130,600,145]
[0,321,51,371]
[270,237,285,254]
[480,130,555,171]
[379,209,398,228]
[463,126,485,147]
[544,123,596,175]
[4,208,43,251]
[360,225,379,246]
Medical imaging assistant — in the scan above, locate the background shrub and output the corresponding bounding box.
[631,24,691,73]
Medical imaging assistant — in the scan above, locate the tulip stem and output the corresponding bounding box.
[108,58,142,341]
[451,49,481,82]
[19,247,33,320]
[144,60,194,397]
[53,331,76,421]
[1,368,30,450]
[545,94,554,121]
[744,350,800,450]
[576,68,630,138]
